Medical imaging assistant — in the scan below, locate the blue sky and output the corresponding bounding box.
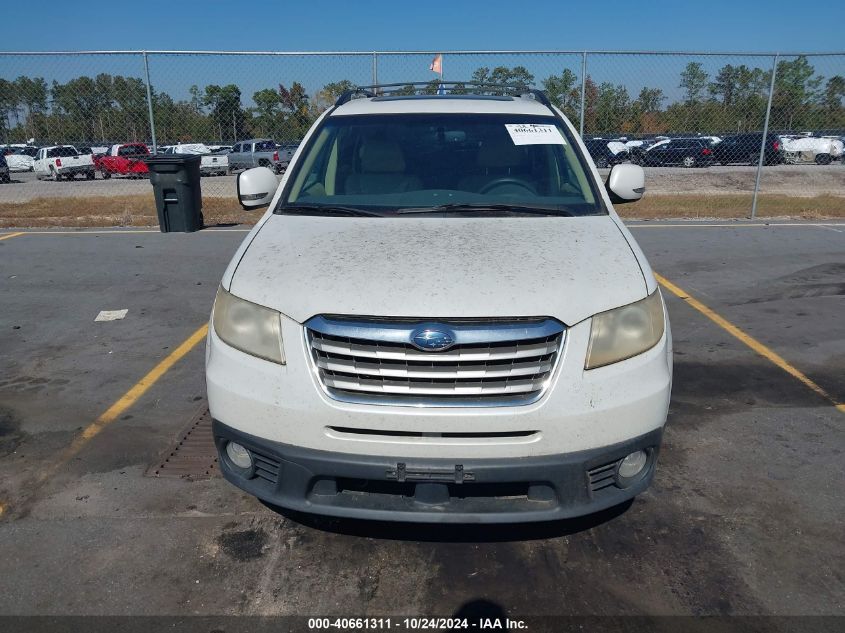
[4,0,844,53]
[2,1,844,109]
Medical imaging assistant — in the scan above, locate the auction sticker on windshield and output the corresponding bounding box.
[505,123,566,145]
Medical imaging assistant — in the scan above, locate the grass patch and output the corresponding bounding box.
[618,193,845,219]
[0,195,254,228]
[0,193,843,228]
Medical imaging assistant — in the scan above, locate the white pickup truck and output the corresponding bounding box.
[163,143,229,176]
[34,146,95,181]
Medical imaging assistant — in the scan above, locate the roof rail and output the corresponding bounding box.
[334,82,552,108]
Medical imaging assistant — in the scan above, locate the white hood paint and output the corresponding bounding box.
[229,215,647,326]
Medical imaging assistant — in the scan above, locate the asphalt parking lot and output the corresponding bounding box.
[0,221,843,623]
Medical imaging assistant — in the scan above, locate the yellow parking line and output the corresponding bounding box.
[34,323,209,486]
[655,273,845,415]
[0,231,25,241]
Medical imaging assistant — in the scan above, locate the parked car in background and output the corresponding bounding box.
[34,145,96,181]
[228,139,286,173]
[275,141,300,166]
[584,138,629,168]
[639,138,715,168]
[163,143,229,176]
[0,154,10,183]
[94,143,150,178]
[711,132,784,165]
[3,146,37,172]
[780,135,843,164]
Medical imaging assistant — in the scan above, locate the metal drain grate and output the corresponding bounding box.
[146,405,219,479]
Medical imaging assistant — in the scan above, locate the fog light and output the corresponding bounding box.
[225,441,253,470]
[618,450,648,479]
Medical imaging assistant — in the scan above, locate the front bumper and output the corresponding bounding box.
[214,419,662,523]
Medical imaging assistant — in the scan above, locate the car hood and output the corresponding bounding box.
[229,214,647,325]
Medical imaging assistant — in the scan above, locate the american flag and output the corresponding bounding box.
[429,54,442,74]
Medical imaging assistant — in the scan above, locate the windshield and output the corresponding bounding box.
[47,147,79,158]
[280,113,603,216]
[118,145,147,157]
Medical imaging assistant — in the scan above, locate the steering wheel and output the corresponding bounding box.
[479,177,538,196]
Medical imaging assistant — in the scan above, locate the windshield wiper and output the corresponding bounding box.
[397,203,575,216]
[277,204,385,217]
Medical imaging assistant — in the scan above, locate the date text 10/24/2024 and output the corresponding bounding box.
[308,617,528,630]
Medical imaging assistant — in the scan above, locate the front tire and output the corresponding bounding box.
[100,169,111,179]
[682,156,696,168]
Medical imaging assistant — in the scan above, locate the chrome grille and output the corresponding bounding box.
[305,316,565,407]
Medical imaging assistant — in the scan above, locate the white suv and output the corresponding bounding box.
[207,83,672,523]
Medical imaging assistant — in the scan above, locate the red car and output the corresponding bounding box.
[95,143,150,178]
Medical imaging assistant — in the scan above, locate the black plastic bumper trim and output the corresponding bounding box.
[213,419,663,524]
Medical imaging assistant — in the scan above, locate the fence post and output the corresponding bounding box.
[751,53,778,219]
[372,52,378,86]
[579,51,587,138]
[142,51,158,154]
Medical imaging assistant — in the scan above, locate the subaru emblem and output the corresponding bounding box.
[411,327,455,351]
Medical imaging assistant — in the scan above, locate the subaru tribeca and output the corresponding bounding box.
[207,83,673,523]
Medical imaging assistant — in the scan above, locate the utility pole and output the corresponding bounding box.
[751,53,779,219]
[142,51,157,153]
[579,52,587,138]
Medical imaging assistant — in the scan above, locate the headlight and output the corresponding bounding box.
[212,286,285,364]
[585,290,665,369]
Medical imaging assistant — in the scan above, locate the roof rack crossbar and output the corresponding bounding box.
[334,82,552,108]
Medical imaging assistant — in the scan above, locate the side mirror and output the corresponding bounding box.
[237,166,279,209]
[605,163,645,204]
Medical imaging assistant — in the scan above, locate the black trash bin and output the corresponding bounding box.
[145,154,204,232]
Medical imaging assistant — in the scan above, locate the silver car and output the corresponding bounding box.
[227,139,284,173]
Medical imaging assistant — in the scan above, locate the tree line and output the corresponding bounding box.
[1,56,842,145]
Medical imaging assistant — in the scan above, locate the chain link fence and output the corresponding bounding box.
[1,50,843,224]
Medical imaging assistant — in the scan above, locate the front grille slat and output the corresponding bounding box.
[322,374,547,396]
[306,317,565,407]
[316,354,553,380]
[310,337,559,362]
